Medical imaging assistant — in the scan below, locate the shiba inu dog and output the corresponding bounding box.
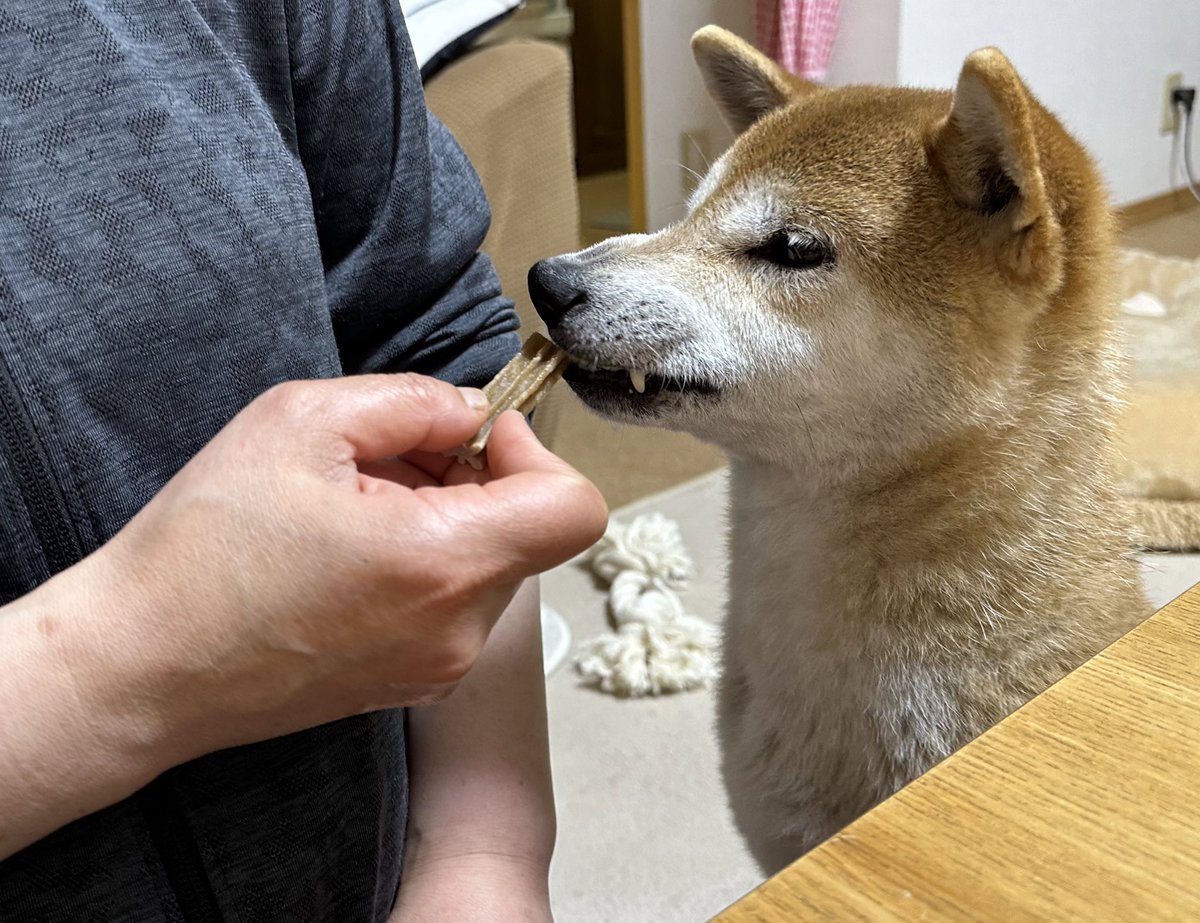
[529,26,1149,872]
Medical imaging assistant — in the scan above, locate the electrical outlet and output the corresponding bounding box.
[1162,72,1184,135]
[680,129,712,197]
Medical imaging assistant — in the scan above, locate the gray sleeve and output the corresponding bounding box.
[286,0,520,385]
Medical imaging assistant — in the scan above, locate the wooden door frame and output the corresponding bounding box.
[620,0,647,232]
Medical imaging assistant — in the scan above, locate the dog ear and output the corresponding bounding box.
[929,48,1064,289]
[692,26,818,135]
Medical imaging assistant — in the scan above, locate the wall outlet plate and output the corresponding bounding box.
[1162,72,1184,135]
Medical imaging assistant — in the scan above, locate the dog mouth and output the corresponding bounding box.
[560,358,720,415]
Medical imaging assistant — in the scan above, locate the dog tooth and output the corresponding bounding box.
[630,369,646,393]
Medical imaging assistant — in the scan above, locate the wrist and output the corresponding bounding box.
[39,549,191,780]
[69,540,208,768]
[403,826,554,884]
[0,553,183,856]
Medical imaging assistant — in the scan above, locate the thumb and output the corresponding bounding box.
[439,412,609,576]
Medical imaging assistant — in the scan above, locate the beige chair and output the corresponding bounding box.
[425,41,576,445]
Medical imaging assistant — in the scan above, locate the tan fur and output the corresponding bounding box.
[531,26,1148,873]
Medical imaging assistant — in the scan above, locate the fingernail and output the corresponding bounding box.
[458,387,489,412]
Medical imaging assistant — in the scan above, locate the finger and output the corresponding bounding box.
[423,472,608,577]
[358,458,440,491]
[481,411,582,482]
[411,413,608,575]
[266,374,488,460]
[401,414,549,487]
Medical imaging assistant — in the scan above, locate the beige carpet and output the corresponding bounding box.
[1116,248,1200,549]
[1120,201,1200,259]
[542,470,1200,922]
[543,472,760,923]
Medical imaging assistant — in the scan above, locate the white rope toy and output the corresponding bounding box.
[574,513,717,697]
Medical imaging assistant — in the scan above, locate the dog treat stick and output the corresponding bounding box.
[448,332,569,469]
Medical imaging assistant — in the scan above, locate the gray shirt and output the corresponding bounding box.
[0,2,519,920]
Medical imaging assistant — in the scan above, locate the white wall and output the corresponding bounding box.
[897,0,1200,205]
[637,0,756,230]
[826,0,901,86]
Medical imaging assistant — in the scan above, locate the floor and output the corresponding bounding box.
[545,474,757,923]
[1121,199,1200,258]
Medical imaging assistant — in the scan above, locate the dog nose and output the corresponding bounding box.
[528,258,587,326]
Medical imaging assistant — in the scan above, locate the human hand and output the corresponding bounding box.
[63,374,606,769]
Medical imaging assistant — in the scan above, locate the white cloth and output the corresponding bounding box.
[399,0,520,69]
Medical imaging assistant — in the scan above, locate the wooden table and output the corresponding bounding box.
[714,582,1200,921]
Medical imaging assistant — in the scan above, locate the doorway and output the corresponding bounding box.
[568,0,644,245]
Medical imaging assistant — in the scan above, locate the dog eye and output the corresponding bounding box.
[750,231,832,270]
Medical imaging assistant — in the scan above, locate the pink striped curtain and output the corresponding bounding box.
[756,0,842,81]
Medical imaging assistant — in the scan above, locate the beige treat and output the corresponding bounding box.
[448,332,569,469]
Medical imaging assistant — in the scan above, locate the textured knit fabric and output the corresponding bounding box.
[0,2,519,921]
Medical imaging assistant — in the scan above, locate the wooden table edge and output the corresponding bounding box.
[712,579,1200,921]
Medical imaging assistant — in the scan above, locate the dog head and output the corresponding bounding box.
[531,27,1110,479]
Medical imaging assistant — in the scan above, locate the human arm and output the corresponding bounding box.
[285,9,561,913]
[392,578,555,922]
[0,380,605,861]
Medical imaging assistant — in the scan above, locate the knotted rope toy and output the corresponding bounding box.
[574,513,717,696]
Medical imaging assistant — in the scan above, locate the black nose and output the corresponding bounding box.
[528,258,587,327]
